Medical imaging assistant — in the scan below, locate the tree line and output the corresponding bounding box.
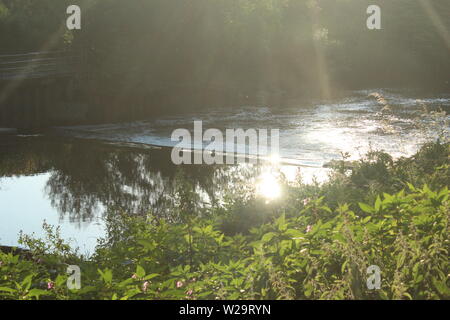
[1,0,449,119]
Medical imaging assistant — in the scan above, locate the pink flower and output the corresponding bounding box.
[176,281,184,288]
[131,274,138,279]
[303,198,311,206]
[142,281,150,292]
[306,225,312,233]
[47,281,55,290]
[186,289,193,296]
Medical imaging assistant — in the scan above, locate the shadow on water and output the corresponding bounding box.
[0,136,276,231]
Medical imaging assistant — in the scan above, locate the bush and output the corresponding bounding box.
[1,142,449,300]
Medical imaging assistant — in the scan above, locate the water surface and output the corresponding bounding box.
[1,89,449,252]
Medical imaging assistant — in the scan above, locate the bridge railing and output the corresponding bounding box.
[0,51,82,80]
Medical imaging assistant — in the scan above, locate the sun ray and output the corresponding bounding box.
[418,0,450,51]
[0,23,67,107]
[308,2,331,100]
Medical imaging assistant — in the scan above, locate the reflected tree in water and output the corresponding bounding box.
[0,137,263,227]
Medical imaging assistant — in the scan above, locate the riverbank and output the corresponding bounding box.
[0,140,448,300]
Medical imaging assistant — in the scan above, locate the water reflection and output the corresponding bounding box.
[62,89,450,166]
[0,137,287,232]
[0,136,293,251]
[256,171,281,201]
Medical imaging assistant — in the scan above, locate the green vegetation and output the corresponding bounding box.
[1,141,448,300]
[1,0,449,119]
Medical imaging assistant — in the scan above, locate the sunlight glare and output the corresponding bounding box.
[268,153,281,164]
[256,172,281,201]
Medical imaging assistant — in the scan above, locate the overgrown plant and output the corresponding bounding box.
[1,142,449,300]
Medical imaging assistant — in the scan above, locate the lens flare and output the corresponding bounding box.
[256,171,281,200]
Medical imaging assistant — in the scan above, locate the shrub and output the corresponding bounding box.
[1,142,449,300]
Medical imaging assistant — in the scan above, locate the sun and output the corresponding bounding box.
[256,171,281,201]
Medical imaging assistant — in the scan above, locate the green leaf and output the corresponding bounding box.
[143,273,159,281]
[136,265,146,278]
[77,285,97,294]
[403,292,413,300]
[374,196,382,212]
[362,216,371,224]
[397,254,406,268]
[279,240,292,256]
[359,202,374,214]
[276,214,287,232]
[378,290,389,300]
[285,229,304,238]
[304,286,312,298]
[21,274,34,291]
[28,289,49,299]
[0,287,16,293]
[432,277,450,296]
[261,232,277,243]
[137,239,155,250]
[341,260,349,273]
[98,268,113,284]
[196,291,213,298]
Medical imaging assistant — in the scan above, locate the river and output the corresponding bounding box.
[1,89,449,254]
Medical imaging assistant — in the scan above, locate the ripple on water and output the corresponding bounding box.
[59,90,449,168]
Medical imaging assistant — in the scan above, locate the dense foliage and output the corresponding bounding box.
[1,0,449,119]
[0,141,448,300]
